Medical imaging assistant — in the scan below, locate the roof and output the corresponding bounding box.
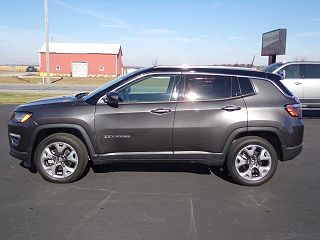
[281,61,320,64]
[146,65,281,81]
[39,42,122,55]
[153,65,260,71]
[147,65,282,80]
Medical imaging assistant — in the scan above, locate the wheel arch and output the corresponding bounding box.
[222,127,286,161]
[29,124,97,163]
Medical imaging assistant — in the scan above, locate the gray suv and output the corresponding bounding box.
[8,66,304,186]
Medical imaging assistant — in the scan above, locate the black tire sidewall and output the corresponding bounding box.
[34,133,88,183]
[227,136,278,186]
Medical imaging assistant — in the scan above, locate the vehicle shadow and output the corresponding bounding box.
[19,161,37,173]
[90,162,236,183]
[18,160,236,184]
[209,166,235,184]
[91,162,211,174]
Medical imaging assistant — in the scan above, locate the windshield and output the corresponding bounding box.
[83,69,145,100]
[262,62,284,73]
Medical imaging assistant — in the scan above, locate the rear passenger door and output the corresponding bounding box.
[173,74,247,160]
[300,64,320,108]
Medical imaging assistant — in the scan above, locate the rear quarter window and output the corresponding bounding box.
[238,77,255,95]
[272,79,294,97]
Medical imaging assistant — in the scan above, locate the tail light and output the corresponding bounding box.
[285,104,302,117]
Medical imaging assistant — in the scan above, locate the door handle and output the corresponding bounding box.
[294,82,302,85]
[221,106,242,111]
[150,108,171,114]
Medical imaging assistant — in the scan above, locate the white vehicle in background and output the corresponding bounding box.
[263,61,320,111]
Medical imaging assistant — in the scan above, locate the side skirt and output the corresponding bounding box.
[92,151,225,167]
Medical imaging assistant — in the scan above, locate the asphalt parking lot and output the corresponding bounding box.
[0,104,319,240]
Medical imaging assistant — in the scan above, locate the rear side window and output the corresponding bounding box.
[302,64,320,78]
[238,77,254,95]
[184,75,232,100]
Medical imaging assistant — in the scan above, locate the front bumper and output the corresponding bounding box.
[282,144,303,161]
[9,148,30,162]
[8,119,36,164]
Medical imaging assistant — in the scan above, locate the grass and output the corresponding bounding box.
[0,65,39,72]
[0,92,63,104]
[0,77,44,84]
[53,76,114,85]
[0,76,115,85]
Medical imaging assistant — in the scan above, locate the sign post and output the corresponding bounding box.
[261,29,287,65]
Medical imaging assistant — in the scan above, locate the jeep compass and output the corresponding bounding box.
[8,66,304,185]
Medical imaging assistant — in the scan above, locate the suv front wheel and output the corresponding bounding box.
[34,133,89,183]
[227,136,278,186]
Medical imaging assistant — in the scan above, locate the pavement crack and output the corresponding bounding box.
[247,194,270,212]
[25,222,34,240]
[66,191,113,240]
[70,185,191,196]
[186,195,198,240]
[70,185,115,193]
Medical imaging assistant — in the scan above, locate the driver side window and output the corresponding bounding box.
[117,74,178,103]
[279,65,301,79]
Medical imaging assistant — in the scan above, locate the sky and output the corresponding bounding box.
[0,0,320,66]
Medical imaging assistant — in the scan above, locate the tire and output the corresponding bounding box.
[227,136,278,186]
[34,133,89,183]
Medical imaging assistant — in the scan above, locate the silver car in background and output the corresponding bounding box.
[263,61,320,111]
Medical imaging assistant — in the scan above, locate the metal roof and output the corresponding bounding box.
[39,42,122,54]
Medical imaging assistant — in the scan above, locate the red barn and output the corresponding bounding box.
[39,43,123,77]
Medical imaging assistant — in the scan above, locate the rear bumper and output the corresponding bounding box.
[282,144,303,161]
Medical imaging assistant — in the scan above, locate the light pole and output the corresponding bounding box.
[44,0,50,84]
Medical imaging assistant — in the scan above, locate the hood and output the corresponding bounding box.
[15,95,77,111]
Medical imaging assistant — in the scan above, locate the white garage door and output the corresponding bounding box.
[72,62,88,77]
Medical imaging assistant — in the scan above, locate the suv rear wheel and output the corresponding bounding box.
[227,136,278,186]
[34,133,88,183]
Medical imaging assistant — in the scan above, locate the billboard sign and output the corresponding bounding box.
[261,29,287,56]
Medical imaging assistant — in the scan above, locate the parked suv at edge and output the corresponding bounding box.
[8,66,304,186]
[263,61,320,111]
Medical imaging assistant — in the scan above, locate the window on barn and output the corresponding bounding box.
[99,66,104,72]
[55,66,61,71]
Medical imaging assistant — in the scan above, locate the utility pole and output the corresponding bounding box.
[44,0,50,84]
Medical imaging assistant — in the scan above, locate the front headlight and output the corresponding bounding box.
[12,112,32,123]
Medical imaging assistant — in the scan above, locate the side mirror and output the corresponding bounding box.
[104,91,119,108]
[278,69,286,79]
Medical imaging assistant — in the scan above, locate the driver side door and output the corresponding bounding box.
[94,73,181,160]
